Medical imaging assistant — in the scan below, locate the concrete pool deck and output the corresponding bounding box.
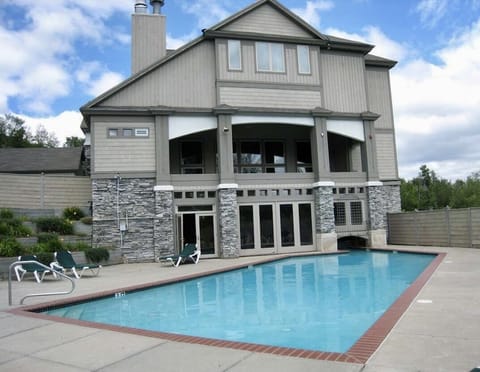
[0,245,479,371]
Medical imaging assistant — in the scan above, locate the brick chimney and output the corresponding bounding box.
[131,0,166,74]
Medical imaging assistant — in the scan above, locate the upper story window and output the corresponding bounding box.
[181,141,203,174]
[256,42,285,73]
[228,40,242,70]
[297,45,311,74]
[233,140,285,173]
[108,127,149,138]
[296,141,312,173]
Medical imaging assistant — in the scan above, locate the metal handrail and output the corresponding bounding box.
[8,260,76,306]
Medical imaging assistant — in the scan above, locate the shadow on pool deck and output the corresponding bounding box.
[0,246,479,372]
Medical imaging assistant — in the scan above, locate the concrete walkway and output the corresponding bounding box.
[0,246,479,372]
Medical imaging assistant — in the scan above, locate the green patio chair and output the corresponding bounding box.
[52,250,101,279]
[14,255,53,283]
[159,243,201,267]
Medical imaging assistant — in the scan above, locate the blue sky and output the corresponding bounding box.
[1,0,480,180]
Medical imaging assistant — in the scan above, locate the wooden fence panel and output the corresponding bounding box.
[0,173,91,210]
[388,207,480,248]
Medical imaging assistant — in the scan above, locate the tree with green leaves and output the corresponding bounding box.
[0,114,59,148]
[64,136,85,148]
[0,113,32,148]
[400,165,480,211]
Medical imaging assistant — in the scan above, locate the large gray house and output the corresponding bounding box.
[81,0,400,262]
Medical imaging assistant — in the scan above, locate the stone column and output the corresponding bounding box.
[311,111,337,251]
[153,186,175,259]
[366,182,387,246]
[313,183,337,251]
[217,186,239,258]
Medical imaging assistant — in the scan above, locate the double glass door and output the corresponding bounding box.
[177,212,216,256]
[239,202,314,255]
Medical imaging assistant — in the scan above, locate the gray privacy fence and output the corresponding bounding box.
[0,173,91,210]
[388,207,480,248]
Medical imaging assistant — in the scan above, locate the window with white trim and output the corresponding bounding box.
[297,45,311,74]
[256,42,285,72]
[227,40,242,70]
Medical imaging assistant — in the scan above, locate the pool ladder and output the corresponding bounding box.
[8,260,76,306]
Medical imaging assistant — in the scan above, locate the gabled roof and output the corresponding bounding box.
[81,0,378,113]
[0,147,83,174]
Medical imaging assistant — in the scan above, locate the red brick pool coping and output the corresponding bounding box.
[9,249,446,365]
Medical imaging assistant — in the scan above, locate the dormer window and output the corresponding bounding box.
[297,45,311,74]
[228,40,242,70]
[255,42,285,73]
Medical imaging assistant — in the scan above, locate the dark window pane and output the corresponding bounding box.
[181,142,203,165]
[240,206,255,249]
[334,202,346,226]
[299,204,313,245]
[265,142,285,164]
[240,142,261,165]
[296,141,312,172]
[260,205,274,248]
[351,201,363,225]
[280,204,294,247]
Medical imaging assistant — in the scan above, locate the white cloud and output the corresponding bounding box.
[415,0,449,28]
[76,62,124,97]
[392,20,480,180]
[292,0,334,29]
[0,0,130,115]
[324,26,409,61]
[179,0,231,29]
[18,110,84,146]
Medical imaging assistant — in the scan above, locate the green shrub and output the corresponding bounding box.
[36,217,73,235]
[64,242,90,251]
[37,232,59,244]
[0,209,14,219]
[84,247,109,264]
[0,238,24,257]
[28,243,49,255]
[80,216,93,225]
[0,217,32,238]
[63,206,85,221]
[36,233,63,252]
[35,252,54,266]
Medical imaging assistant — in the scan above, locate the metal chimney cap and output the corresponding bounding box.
[150,0,165,14]
[134,1,148,14]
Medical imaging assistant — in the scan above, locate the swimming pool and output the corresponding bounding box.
[39,251,436,354]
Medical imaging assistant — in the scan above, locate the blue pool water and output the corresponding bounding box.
[42,251,435,353]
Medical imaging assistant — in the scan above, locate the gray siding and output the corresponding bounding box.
[219,87,321,109]
[100,42,216,108]
[321,52,367,113]
[93,118,156,173]
[222,3,313,38]
[0,173,91,209]
[217,41,321,85]
[376,132,398,180]
[366,67,395,130]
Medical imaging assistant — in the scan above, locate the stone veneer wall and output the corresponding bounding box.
[92,178,156,262]
[218,188,239,258]
[314,186,335,233]
[367,184,401,230]
[153,190,175,259]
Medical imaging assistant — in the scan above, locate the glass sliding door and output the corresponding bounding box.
[299,203,313,246]
[199,215,215,255]
[280,204,295,247]
[259,205,274,248]
[239,202,314,255]
[240,206,255,250]
[177,211,217,257]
